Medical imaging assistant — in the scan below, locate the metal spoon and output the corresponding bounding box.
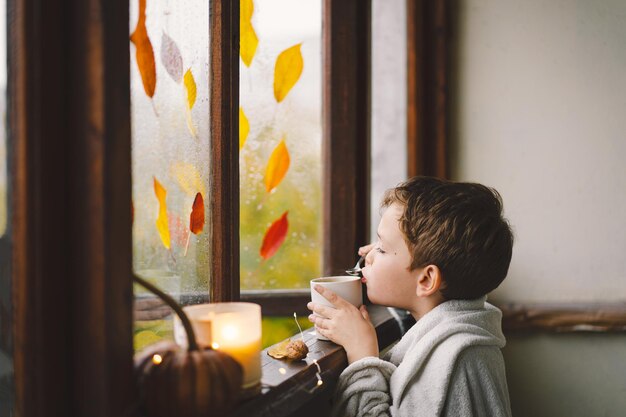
[345,255,364,276]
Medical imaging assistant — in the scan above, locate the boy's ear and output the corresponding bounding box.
[415,264,443,297]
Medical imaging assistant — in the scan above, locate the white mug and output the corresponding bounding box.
[310,276,363,340]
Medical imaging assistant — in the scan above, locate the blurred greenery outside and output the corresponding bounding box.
[239,125,322,290]
[134,315,313,351]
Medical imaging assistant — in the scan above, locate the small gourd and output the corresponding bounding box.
[134,275,243,417]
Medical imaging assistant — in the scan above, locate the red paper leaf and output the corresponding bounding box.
[260,211,289,260]
[189,192,205,235]
[130,0,156,98]
[161,31,183,83]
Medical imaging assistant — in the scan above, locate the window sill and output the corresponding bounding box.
[231,305,411,417]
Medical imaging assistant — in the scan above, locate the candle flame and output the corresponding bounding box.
[221,324,239,341]
[211,342,220,350]
[152,354,163,365]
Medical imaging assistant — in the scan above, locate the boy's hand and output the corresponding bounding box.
[307,285,379,364]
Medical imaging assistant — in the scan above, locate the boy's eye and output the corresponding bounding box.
[375,247,386,254]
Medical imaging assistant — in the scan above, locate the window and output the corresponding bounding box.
[131,0,371,350]
[8,0,372,414]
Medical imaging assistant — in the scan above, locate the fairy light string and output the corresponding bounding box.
[292,312,324,392]
[294,312,305,340]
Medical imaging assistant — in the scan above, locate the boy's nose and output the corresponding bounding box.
[365,249,374,266]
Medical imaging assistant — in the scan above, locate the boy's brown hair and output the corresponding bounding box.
[382,176,514,300]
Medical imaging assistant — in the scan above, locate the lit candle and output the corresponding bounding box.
[174,302,262,391]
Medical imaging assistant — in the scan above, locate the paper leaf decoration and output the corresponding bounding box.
[240,107,249,149]
[153,177,171,249]
[168,211,189,248]
[260,211,289,260]
[161,32,183,83]
[240,0,258,67]
[264,139,290,193]
[130,0,156,98]
[189,192,205,235]
[274,44,303,103]
[184,69,197,109]
[170,162,206,197]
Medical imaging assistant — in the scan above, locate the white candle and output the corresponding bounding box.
[174,303,262,389]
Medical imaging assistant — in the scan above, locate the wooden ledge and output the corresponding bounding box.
[497,301,626,333]
[231,305,404,417]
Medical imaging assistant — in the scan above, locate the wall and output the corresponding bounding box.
[449,1,626,415]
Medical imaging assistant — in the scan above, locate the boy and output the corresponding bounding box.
[307,176,514,416]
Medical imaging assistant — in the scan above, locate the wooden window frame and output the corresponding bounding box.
[11,0,135,415]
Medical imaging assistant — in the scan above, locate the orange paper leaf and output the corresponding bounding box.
[240,0,258,67]
[274,44,303,103]
[161,31,183,83]
[130,0,156,98]
[240,107,249,149]
[189,192,205,235]
[260,211,289,260]
[153,177,171,249]
[264,139,290,193]
[184,69,197,109]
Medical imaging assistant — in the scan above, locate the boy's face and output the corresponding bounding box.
[361,203,421,310]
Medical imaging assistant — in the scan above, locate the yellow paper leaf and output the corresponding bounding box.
[264,139,290,193]
[170,162,206,197]
[241,0,253,21]
[184,69,197,109]
[240,0,258,67]
[273,44,303,103]
[153,177,171,249]
[240,107,249,149]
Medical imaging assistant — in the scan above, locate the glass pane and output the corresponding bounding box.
[130,0,210,352]
[370,0,407,241]
[240,0,322,290]
[0,0,13,413]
